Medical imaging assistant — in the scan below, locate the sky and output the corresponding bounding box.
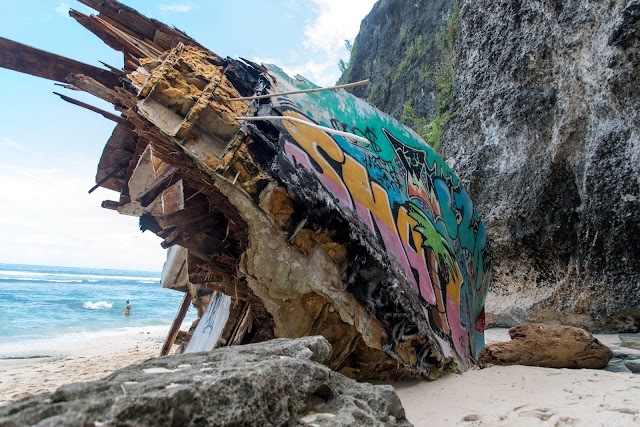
[0,0,377,271]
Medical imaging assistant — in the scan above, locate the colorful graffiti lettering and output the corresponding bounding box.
[265,66,491,362]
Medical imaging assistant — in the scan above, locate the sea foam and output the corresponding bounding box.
[83,301,113,310]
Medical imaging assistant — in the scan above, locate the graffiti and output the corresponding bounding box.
[266,66,491,363]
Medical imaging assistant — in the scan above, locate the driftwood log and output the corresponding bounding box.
[479,323,613,369]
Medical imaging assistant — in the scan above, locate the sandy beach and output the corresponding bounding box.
[0,328,638,426]
[0,325,168,404]
[395,329,640,426]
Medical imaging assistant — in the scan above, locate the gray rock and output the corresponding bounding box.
[438,0,640,332]
[0,336,411,427]
[339,0,455,121]
[342,0,640,332]
[624,360,640,373]
[620,334,640,350]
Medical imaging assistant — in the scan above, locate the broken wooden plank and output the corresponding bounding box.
[88,162,128,193]
[54,92,127,124]
[101,200,121,210]
[154,203,217,229]
[160,292,192,356]
[228,305,253,346]
[135,166,178,207]
[161,245,189,289]
[0,37,119,87]
[67,74,117,103]
[77,0,207,51]
[184,292,231,353]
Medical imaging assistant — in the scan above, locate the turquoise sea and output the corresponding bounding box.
[0,263,194,345]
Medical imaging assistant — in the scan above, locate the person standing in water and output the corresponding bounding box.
[121,300,131,315]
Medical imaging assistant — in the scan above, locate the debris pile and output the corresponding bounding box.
[0,0,491,380]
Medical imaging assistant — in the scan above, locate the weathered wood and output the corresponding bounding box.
[135,166,178,207]
[229,305,253,345]
[78,0,165,40]
[88,162,127,193]
[160,292,192,356]
[67,74,117,103]
[101,200,121,210]
[77,0,207,50]
[93,14,162,59]
[184,292,231,353]
[204,282,253,302]
[70,9,126,57]
[98,61,123,74]
[161,245,189,289]
[0,37,119,87]
[160,228,182,248]
[95,124,137,193]
[54,92,127,124]
[154,203,213,229]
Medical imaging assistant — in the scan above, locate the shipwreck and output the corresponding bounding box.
[0,0,491,380]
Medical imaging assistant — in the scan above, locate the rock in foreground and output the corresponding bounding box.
[0,336,411,427]
[479,323,613,369]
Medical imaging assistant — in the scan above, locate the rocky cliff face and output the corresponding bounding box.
[344,0,640,332]
[340,0,457,149]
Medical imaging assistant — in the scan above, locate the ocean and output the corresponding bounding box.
[0,263,195,346]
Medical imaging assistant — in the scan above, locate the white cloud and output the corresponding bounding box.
[302,0,376,84]
[0,137,26,152]
[55,2,70,15]
[254,0,376,87]
[0,163,166,271]
[159,4,194,13]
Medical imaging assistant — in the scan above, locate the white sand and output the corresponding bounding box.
[394,329,640,426]
[0,325,168,404]
[1,327,638,426]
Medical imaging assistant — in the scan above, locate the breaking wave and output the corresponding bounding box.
[83,301,113,310]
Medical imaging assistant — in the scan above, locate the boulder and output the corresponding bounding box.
[479,323,613,369]
[0,336,412,427]
[620,334,640,350]
[624,360,640,373]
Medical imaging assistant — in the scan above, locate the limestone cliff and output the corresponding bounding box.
[344,0,640,331]
[339,0,457,150]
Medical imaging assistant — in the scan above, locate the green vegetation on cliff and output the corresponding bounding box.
[401,1,458,151]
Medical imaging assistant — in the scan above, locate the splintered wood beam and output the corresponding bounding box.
[154,203,213,229]
[70,9,130,56]
[93,15,163,59]
[135,166,179,207]
[101,200,121,210]
[67,74,117,103]
[204,282,254,302]
[229,305,253,346]
[160,292,192,356]
[76,0,207,51]
[0,37,120,88]
[89,162,128,193]
[53,92,127,124]
[77,0,160,40]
